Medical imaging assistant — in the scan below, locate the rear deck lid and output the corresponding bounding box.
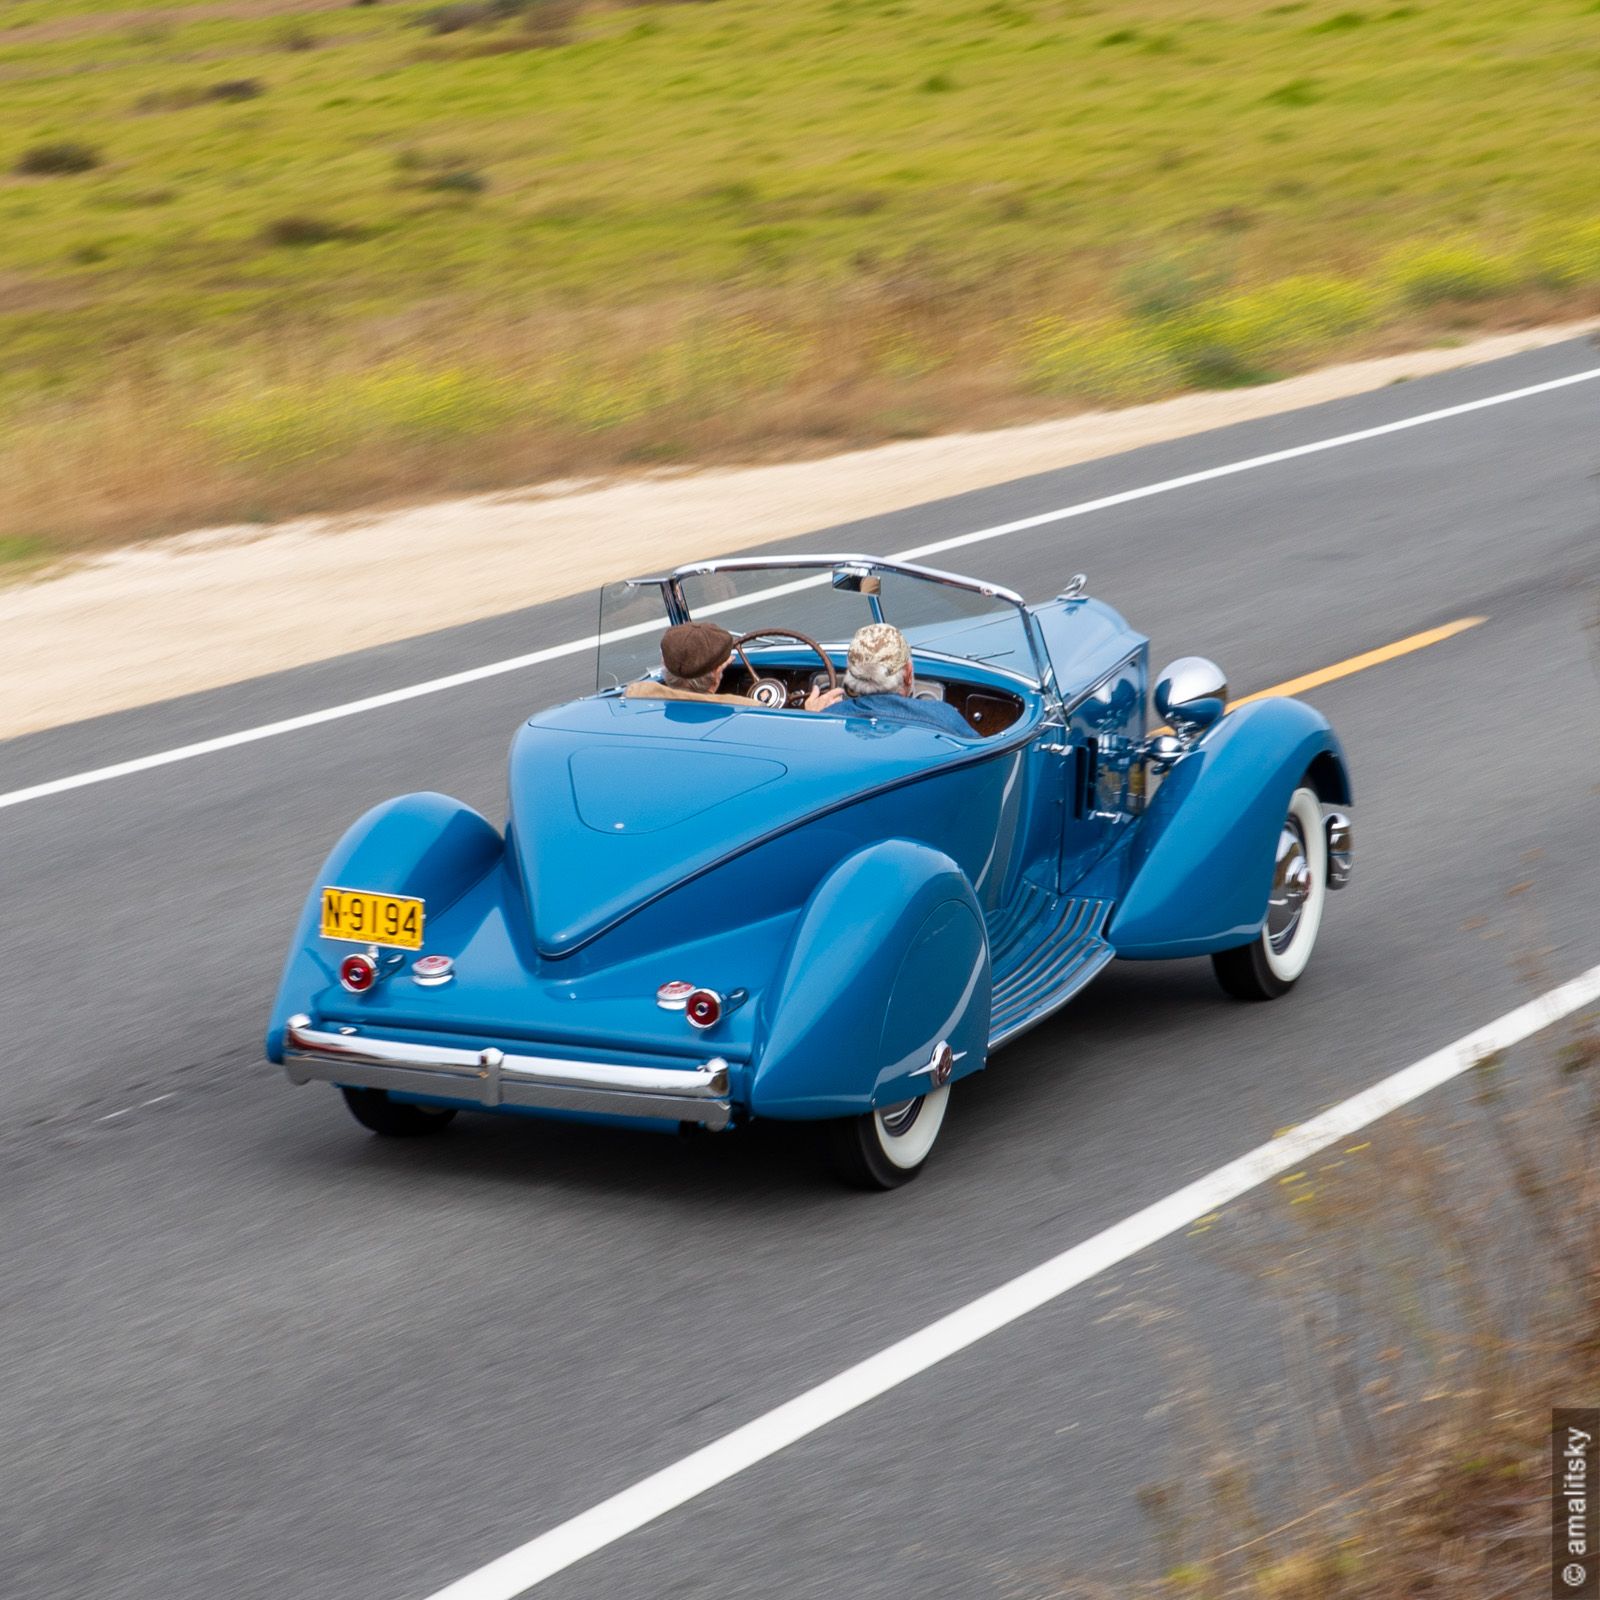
[510,696,974,957]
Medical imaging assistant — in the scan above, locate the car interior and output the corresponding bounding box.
[723,653,1026,737]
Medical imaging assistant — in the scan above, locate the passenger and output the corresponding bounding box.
[626,621,843,710]
[817,623,974,736]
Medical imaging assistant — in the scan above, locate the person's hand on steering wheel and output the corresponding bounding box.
[728,629,842,712]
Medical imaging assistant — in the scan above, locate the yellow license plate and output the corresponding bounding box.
[319,887,425,950]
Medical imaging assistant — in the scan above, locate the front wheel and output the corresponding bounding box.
[825,1084,950,1189]
[341,1087,458,1137]
[1211,784,1328,1001]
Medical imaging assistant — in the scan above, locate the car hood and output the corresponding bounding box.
[509,696,978,958]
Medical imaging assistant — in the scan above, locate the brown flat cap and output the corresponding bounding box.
[661,621,734,680]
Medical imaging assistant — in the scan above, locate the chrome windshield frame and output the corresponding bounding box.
[620,554,1052,690]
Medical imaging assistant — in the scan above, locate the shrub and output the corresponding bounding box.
[1307,9,1367,30]
[420,0,557,33]
[422,168,488,195]
[530,322,803,432]
[1263,77,1320,106]
[198,324,798,467]
[1117,248,1228,321]
[0,534,49,570]
[1022,317,1182,404]
[423,2,491,31]
[260,215,353,247]
[1159,274,1380,384]
[136,80,267,112]
[523,0,583,46]
[206,79,265,102]
[1383,239,1519,306]
[1528,219,1600,289]
[14,141,101,176]
[202,363,523,465]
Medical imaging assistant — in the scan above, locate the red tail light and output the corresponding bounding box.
[684,988,723,1029]
[656,980,694,1011]
[339,952,378,994]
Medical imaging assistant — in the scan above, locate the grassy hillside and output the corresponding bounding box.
[3,0,1598,559]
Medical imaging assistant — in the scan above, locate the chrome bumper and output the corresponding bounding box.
[283,1015,732,1130]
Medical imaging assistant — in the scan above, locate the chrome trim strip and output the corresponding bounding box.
[283,1016,732,1129]
[988,943,1116,1049]
[651,553,1029,610]
[622,553,1047,684]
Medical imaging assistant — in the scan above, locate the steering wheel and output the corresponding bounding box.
[729,629,838,707]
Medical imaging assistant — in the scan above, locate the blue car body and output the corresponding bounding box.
[268,556,1349,1148]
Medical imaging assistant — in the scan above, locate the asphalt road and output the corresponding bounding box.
[3,337,1598,1600]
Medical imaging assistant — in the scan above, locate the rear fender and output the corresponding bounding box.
[1110,699,1350,959]
[750,839,990,1119]
[265,793,503,1061]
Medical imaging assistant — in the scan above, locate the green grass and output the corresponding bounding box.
[2,0,1599,551]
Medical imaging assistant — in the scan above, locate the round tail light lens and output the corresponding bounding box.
[656,980,694,1011]
[339,952,378,994]
[684,988,723,1029]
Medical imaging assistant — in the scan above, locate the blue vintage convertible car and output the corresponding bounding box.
[268,556,1351,1187]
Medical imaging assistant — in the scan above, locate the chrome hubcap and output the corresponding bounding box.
[878,1098,922,1138]
[1266,818,1311,955]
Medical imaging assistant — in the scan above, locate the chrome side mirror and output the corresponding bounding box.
[1153,656,1228,742]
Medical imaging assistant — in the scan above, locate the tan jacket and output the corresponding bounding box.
[623,680,752,708]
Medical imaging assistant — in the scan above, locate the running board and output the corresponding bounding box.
[987,892,1113,1051]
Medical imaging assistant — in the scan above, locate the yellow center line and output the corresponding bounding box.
[1230,615,1486,709]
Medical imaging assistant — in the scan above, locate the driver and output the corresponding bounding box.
[626,621,843,711]
[817,623,974,736]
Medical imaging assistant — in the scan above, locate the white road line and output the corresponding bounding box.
[422,961,1600,1600]
[4,363,1597,815]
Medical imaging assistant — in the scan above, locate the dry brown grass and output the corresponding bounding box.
[6,280,1596,564]
[1108,990,1600,1600]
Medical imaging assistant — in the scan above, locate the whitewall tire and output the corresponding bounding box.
[826,1083,951,1189]
[1212,784,1328,1001]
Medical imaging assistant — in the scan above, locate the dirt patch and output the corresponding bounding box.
[3,318,1594,743]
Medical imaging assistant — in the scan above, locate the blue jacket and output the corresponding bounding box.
[819,691,975,738]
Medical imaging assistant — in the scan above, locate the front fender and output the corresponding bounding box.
[265,792,503,1061]
[750,839,990,1119]
[1110,698,1350,959]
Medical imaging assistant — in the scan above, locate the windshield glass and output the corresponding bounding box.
[596,561,1040,690]
[595,579,678,690]
[871,571,1038,680]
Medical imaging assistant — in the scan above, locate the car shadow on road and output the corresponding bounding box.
[274,957,1232,1206]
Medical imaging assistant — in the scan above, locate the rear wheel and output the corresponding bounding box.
[826,1084,950,1189]
[1211,784,1327,1001]
[341,1087,458,1137]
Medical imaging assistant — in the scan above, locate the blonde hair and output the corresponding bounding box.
[843,623,910,697]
